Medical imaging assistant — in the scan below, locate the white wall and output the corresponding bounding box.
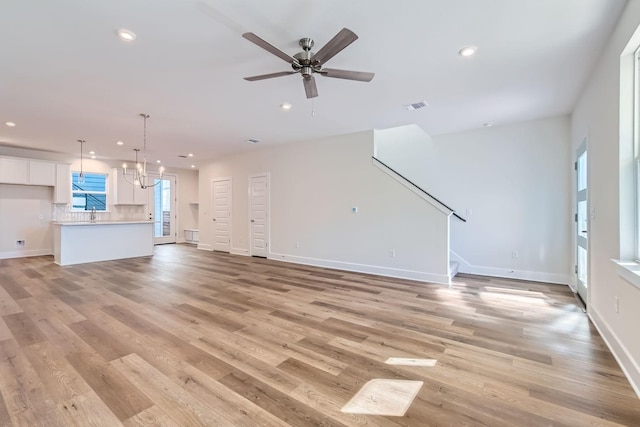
[198,131,451,283]
[570,0,640,395]
[0,184,53,257]
[374,117,572,284]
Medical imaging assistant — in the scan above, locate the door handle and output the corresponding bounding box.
[251,219,255,222]
[213,218,216,221]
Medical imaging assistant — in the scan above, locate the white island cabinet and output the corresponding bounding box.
[53,221,153,266]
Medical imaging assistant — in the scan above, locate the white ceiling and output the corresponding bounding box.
[0,0,627,169]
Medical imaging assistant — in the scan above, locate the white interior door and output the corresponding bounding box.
[575,141,588,304]
[212,177,231,252]
[148,174,176,245]
[250,174,269,257]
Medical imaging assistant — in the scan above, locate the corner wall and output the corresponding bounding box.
[198,131,451,283]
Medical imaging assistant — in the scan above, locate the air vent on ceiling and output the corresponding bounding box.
[178,155,188,158]
[404,101,429,111]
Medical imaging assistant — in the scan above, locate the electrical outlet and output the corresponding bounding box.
[16,240,25,247]
[615,296,619,314]
[390,249,396,258]
[295,242,300,248]
[512,251,519,259]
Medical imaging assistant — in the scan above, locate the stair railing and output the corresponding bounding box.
[372,156,466,222]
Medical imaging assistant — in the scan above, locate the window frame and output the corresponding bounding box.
[71,171,109,212]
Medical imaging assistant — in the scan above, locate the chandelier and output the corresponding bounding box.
[122,113,164,189]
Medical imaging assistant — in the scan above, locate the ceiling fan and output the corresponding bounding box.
[242,28,374,99]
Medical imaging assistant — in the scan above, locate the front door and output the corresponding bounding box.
[250,174,269,257]
[212,177,232,252]
[575,141,588,304]
[149,174,176,245]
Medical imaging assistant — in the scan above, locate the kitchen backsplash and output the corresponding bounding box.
[52,205,146,221]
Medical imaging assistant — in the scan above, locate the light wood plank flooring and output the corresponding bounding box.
[0,244,639,426]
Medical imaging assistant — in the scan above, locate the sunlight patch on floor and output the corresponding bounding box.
[341,379,423,416]
[385,357,437,367]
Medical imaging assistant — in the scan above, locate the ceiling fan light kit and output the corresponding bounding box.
[242,28,374,99]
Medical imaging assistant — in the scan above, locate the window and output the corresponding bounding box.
[72,172,107,211]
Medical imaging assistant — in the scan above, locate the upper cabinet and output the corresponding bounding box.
[0,157,57,186]
[111,168,148,205]
[29,160,56,186]
[0,157,28,184]
[0,156,71,204]
[54,163,71,204]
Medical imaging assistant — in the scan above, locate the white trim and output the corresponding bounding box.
[268,252,451,285]
[197,243,213,251]
[588,306,640,398]
[372,158,453,217]
[0,249,52,260]
[231,248,249,256]
[450,250,569,285]
[612,259,640,291]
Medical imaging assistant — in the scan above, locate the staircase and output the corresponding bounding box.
[374,124,465,284]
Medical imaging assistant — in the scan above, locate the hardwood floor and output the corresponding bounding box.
[0,244,639,426]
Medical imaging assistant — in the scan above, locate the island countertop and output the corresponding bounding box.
[53,221,154,265]
[53,220,153,226]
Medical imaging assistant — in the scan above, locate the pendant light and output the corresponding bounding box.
[122,113,164,189]
[77,139,86,184]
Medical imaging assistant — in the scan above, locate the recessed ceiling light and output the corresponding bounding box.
[5,121,16,127]
[280,103,292,111]
[117,28,136,42]
[89,151,95,155]
[459,46,477,57]
[483,122,494,127]
[156,160,162,164]
[91,155,96,159]
[116,140,124,145]
[187,153,194,157]
[247,139,260,144]
[190,164,196,168]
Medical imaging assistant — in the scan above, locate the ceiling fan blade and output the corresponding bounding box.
[303,75,318,99]
[311,28,358,65]
[320,68,375,82]
[244,71,297,81]
[242,32,298,65]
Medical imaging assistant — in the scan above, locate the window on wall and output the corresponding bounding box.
[72,172,107,211]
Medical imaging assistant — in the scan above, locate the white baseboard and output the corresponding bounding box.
[230,248,249,256]
[0,249,52,260]
[450,250,569,285]
[267,252,450,285]
[588,306,640,398]
[197,243,213,251]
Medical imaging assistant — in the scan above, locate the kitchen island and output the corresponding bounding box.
[53,221,154,266]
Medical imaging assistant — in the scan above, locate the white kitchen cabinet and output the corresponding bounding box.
[54,163,71,204]
[111,168,148,205]
[0,157,28,184]
[28,160,56,186]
